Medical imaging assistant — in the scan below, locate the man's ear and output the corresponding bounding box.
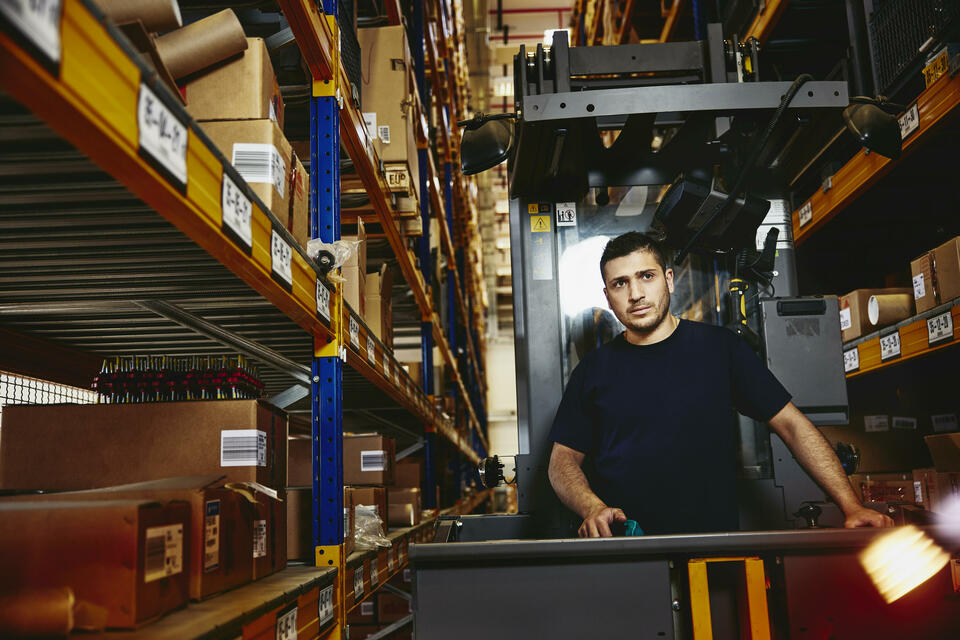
[603,287,611,309]
[665,268,675,294]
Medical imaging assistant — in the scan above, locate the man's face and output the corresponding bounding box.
[602,249,674,335]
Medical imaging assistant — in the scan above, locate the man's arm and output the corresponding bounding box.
[548,442,626,537]
[767,402,893,528]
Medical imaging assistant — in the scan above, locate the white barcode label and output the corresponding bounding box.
[316,280,331,322]
[367,336,376,365]
[363,112,378,140]
[839,307,852,331]
[932,414,959,433]
[388,547,396,572]
[798,201,813,227]
[915,480,924,504]
[556,202,576,226]
[361,601,374,616]
[232,143,286,198]
[349,316,360,348]
[379,125,391,144]
[361,450,387,472]
[318,585,334,626]
[204,500,221,572]
[913,273,926,300]
[864,415,890,432]
[222,173,253,249]
[275,606,297,640]
[354,566,364,598]
[843,347,859,373]
[927,311,953,346]
[0,0,63,66]
[370,558,379,586]
[138,84,187,187]
[344,507,350,538]
[253,519,267,558]
[271,229,293,287]
[144,524,183,583]
[221,429,267,467]
[898,103,920,140]
[892,416,918,430]
[879,332,901,361]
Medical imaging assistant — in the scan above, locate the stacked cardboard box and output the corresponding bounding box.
[343,220,367,317]
[286,440,356,558]
[838,288,912,342]
[910,236,960,313]
[364,263,394,349]
[394,458,423,490]
[344,433,395,540]
[387,488,422,527]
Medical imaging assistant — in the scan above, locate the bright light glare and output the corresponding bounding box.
[558,235,610,317]
[544,29,569,46]
[860,525,950,603]
[935,493,960,545]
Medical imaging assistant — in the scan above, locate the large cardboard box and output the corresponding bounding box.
[348,486,388,524]
[288,437,313,488]
[286,487,355,560]
[925,433,960,471]
[394,459,423,489]
[848,473,916,504]
[0,500,191,628]
[387,488,421,527]
[934,236,960,303]
[819,425,930,473]
[838,288,912,342]
[910,251,939,313]
[364,263,394,347]
[288,151,310,251]
[358,26,420,200]
[199,119,292,221]
[343,219,367,317]
[251,490,287,580]
[344,434,395,485]
[0,400,288,493]
[184,37,284,127]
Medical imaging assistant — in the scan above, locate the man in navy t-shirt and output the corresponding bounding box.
[548,231,893,536]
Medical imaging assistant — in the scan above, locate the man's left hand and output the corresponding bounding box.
[844,506,894,528]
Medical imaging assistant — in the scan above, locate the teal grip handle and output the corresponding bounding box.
[623,520,644,536]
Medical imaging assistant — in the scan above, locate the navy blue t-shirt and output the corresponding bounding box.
[549,319,792,535]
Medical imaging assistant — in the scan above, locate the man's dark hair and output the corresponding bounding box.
[600,231,670,282]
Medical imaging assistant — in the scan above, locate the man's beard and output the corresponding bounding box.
[620,292,671,334]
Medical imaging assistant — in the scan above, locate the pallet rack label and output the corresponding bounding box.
[798,201,813,227]
[318,585,335,626]
[926,311,954,346]
[316,280,331,322]
[275,605,297,640]
[354,566,365,598]
[898,104,920,140]
[879,332,901,361]
[137,84,188,188]
[221,173,253,251]
[0,0,63,68]
[144,524,183,582]
[270,229,294,289]
[843,347,859,373]
[367,335,376,365]
[370,557,379,586]
[349,316,360,348]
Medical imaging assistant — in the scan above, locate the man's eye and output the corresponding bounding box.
[642,273,654,280]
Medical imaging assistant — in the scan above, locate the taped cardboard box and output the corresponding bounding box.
[184,37,284,127]
[934,236,960,303]
[0,500,191,629]
[910,251,939,313]
[344,434,395,485]
[838,288,912,342]
[199,119,292,221]
[0,400,287,493]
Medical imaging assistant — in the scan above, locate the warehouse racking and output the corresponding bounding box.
[0,0,487,637]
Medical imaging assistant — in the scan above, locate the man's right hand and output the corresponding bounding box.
[578,506,627,538]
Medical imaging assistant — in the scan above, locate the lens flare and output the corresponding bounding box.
[860,525,950,604]
[934,494,960,545]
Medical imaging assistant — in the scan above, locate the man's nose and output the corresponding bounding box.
[628,280,644,301]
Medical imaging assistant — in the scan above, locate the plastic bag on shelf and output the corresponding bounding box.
[353,504,391,551]
[306,238,362,275]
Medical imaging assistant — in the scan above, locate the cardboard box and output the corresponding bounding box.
[286,486,355,560]
[184,38,284,127]
[387,488,421,527]
[0,400,288,493]
[394,459,423,489]
[925,433,960,471]
[199,119,292,221]
[348,486,388,524]
[838,288,912,342]
[347,624,381,640]
[848,473,916,504]
[344,434,395,485]
[910,251,939,313]
[288,437,313,488]
[250,489,286,580]
[364,263,394,347]
[0,500,191,628]
[343,219,367,317]
[347,597,378,624]
[819,425,929,473]
[358,26,420,200]
[288,151,310,250]
[934,236,960,303]
[377,591,412,623]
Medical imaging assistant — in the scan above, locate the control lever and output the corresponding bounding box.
[794,502,823,528]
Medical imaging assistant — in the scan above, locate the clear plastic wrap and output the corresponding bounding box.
[353,504,390,551]
[306,238,361,271]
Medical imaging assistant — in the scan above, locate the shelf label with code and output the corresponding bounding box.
[354,567,364,598]
[349,316,359,348]
[221,173,252,251]
[843,347,859,373]
[927,311,953,346]
[138,84,188,189]
[1,0,62,67]
[275,606,297,640]
[318,585,334,627]
[898,104,920,140]
[270,230,293,288]
[798,201,813,227]
[316,280,330,322]
[370,558,379,586]
[879,332,901,361]
[367,335,376,365]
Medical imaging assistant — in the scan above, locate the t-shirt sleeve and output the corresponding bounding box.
[548,360,593,454]
[728,332,792,422]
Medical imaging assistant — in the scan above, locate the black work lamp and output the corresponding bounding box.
[843,96,904,160]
